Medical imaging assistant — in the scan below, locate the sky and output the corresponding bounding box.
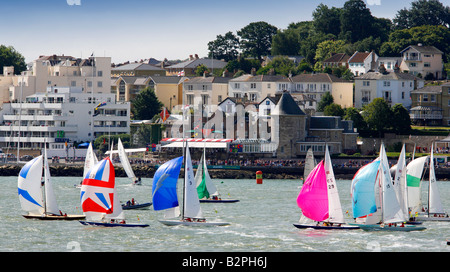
[0,0,420,64]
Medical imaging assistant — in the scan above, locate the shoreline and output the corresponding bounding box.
[2,163,449,180]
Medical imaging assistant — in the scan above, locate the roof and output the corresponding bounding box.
[166,58,228,69]
[356,71,423,81]
[229,74,287,82]
[323,53,350,63]
[411,85,442,94]
[348,51,371,63]
[184,76,231,84]
[112,63,165,71]
[272,92,305,116]
[309,116,355,133]
[148,76,189,84]
[400,45,443,55]
[291,73,351,83]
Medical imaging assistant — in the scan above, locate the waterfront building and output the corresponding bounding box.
[289,73,354,111]
[0,55,111,106]
[354,68,425,108]
[0,86,130,157]
[164,55,227,77]
[183,75,231,111]
[228,74,287,103]
[111,62,166,77]
[410,82,450,126]
[111,75,188,110]
[322,53,350,69]
[347,51,378,77]
[399,44,444,80]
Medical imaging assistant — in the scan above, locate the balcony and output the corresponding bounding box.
[410,106,443,120]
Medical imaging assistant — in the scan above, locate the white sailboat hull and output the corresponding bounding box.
[158,219,230,227]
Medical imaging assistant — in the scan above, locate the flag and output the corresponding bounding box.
[177,70,185,77]
[160,107,170,122]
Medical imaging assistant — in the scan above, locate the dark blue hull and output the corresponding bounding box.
[293,223,360,230]
[122,202,152,210]
[79,221,149,227]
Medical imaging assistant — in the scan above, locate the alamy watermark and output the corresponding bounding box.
[67,0,81,5]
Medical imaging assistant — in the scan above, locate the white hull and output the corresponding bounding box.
[158,219,230,227]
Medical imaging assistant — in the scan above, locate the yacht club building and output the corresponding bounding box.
[0,86,130,157]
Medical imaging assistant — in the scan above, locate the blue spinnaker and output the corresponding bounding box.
[152,156,183,211]
[351,160,379,218]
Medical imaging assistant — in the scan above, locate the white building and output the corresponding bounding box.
[0,55,111,106]
[0,86,130,157]
[348,51,378,76]
[228,74,288,102]
[354,70,424,108]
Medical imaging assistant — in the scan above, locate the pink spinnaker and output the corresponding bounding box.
[297,161,329,222]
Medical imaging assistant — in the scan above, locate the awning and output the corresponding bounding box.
[160,138,233,149]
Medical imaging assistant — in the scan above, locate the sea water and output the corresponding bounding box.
[3,176,449,252]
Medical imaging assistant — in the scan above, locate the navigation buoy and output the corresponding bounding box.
[256,170,263,184]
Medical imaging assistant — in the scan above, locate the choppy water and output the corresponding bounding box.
[3,176,450,252]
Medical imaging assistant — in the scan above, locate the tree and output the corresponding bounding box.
[393,0,450,29]
[237,21,278,61]
[271,28,301,56]
[131,87,163,120]
[314,39,347,63]
[207,31,240,62]
[257,56,296,76]
[362,98,393,137]
[391,103,412,134]
[312,4,342,37]
[324,103,345,117]
[344,107,367,132]
[0,45,26,75]
[317,92,334,112]
[195,64,209,76]
[339,0,375,43]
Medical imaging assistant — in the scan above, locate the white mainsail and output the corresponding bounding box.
[304,148,316,179]
[379,143,403,223]
[43,146,59,215]
[183,143,203,219]
[18,156,45,216]
[392,144,409,221]
[117,138,137,184]
[324,145,344,223]
[429,144,444,215]
[406,156,427,215]
[83,142,98,179]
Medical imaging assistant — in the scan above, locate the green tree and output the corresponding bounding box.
[393,0,449,29]
[207,31,240,62]
[317,92,334,112]
[195,64,210,76]
[131,87,163,120]
[362,98,393,137]
[314,39,347,63]
[324,103,345,117]
[391,103,412,134]
[339,0,375,43]
[0,45,26,75]
[257,56,296,76]
[312,4,342,37]
[344,107,367,132]
[271,28,301,56]
[237,21,278,61]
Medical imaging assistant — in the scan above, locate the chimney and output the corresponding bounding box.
[251,68,256,76]
[189,55,194,60]
[195,54,199,59]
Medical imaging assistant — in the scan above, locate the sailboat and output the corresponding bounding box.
[152,142,230,226]
[79,156,149,227]
[411,144,449,222]
[18,146,85,220]
[294,145,359,230]
[117,138,141,185]
[351,143,425,231]
[196,147,239,203]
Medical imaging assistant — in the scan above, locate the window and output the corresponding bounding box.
[410,63,417,67]
[424,62,430,67]
[218,95,222,103]
[187,85,193,91]
[234,83,240,89]
[402,82,405,87]
[363,81,370,86]
[71,81,76,87]
[250,83,256,89]
[87,81,92,87]
[97,71,103,77]
[402,92,405,99]
[97,81,103,87]
[423,94,428,102]
[202,85,207,91]
[430,95,436,102]
[267,83,271,89]
[383,81,390,87]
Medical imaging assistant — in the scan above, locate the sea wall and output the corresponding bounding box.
[2,164,449,180]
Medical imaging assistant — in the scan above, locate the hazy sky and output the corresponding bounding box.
[0,0,418,64]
